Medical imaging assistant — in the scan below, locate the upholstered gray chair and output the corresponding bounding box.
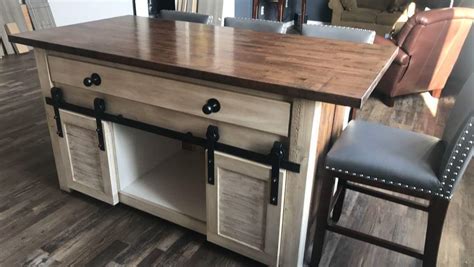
[311,74,474,267]
[159,10,213,25]
[224,17,286,34]
[302,24,376,44]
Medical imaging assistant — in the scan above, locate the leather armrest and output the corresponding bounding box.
[394,49,410,65]
[374,36,409,65]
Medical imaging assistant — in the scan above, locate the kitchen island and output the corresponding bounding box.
[9,15,397,266]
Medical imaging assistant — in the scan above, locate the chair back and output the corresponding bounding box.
[389,7,474,96]
[160,10,213,25]
[438,74,474,198]
[224,17,286,34]
[302,24,376,44]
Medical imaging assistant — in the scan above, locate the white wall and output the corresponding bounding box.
[49,0,148,27]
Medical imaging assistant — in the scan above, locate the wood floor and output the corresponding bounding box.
[0,53,472,266]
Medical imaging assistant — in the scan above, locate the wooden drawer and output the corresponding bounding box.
[57,109,119,205]
[48,56,291,137]
[57,86,286,154]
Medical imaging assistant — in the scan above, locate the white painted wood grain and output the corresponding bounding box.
[58,110,119,205]
[207,152,286,266]
[47,55,291,137]
[120,149,206,222]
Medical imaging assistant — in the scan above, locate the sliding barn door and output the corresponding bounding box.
[57,110,118,205]
[206,151,286,266]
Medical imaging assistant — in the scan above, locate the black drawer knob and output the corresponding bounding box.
[83,73,102,87]
[202,98,220,115]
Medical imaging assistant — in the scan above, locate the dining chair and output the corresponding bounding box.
[159,10,213,25]
[310,73,474,267]
[302,24,376,44]
[224,17,286,34]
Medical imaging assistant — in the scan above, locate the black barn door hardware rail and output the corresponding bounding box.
[94,98,106,151]
[46,88,301,204]
[51,87,64,137]
[206,126,219,185]
[270,142,284,205]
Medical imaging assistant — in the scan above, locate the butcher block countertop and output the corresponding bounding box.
[9,15,397,107]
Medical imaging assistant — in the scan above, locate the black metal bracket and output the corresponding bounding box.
[94,98,106,151]
[51,87,64,137]
[206,125,219,185]
[44,95,301,175]
[270,141,284,205]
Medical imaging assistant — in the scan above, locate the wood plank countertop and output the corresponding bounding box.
[9,15,398,107]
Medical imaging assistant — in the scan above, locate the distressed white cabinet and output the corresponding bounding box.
[57,110,119,205]
[206,152,286,266]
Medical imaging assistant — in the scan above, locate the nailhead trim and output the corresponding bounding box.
[325,164,430,195]
[439,116,473,199]
[325,117,473,200]
[229,17,286,25]
[305,23,375,33]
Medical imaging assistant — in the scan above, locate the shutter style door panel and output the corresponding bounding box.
[206,152,286,266]
[58,110,118,205]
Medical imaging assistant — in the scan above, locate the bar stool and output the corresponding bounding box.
[311,74,474,266]
[159,10,213,25]
[224,17,286,34]
[302,24,376,44]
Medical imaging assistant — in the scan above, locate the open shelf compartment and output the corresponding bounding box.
[113,124,206,233]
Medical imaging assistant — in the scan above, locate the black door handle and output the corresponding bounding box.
[83,73,102,87]
[202,98,221,115]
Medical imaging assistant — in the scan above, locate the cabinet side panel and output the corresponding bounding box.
[34,49,70,192]
[279,100,323,266]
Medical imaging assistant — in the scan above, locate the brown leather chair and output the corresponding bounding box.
[374,8,474,106]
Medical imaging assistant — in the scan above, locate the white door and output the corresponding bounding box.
[206,151,286,266]
[58,110,118,205]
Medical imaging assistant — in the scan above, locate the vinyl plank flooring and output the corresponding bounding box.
[137,248,164,267]
[0,53,472,266]
[0,198,95,266]
[85,240,129,267]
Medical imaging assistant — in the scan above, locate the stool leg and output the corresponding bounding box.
[349,108,357,121]
[277,0,284,21]
[252,0,259,19]
[423,198,449,267]
[310,173,335,266]
[331,179,347,223]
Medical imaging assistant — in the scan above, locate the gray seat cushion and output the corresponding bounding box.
[224,17,286,34]
[326,120,444,192]
[302,24,376,44]
[160,10,213,25]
